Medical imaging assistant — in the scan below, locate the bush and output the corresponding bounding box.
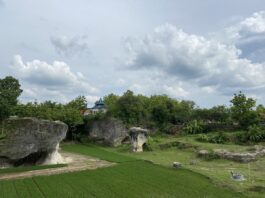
[182,120,206,134]
[196,133,229,144]
[142,137,155,151]
[233,125,265,144]
[246,125,265,142]
[208,132,229,144]
[196,134,210,142]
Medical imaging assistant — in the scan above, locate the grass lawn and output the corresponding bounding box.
[0,144,245,198]
[104,134,265,198]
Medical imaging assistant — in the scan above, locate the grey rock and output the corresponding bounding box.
[129,127,149,152]
[0,117,68,166]
[189,160,197,165]
[198,150,210,156]
[88,117,127,147]
[197,148,265,163]
[173,162,182,168]
[230,171,246,181]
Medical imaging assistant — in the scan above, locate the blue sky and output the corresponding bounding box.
[1,0,265,107]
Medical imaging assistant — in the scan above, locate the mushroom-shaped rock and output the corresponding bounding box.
[0,117,68,166]
[129,127,149,152]
[88,117,128,147]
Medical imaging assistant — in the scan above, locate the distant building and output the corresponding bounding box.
[83,98,107,115]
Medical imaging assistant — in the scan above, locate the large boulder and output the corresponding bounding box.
[129,127,149,152]
[87,117,127,146]
[0,117,68,166]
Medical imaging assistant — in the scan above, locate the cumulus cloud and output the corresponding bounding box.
[126,71,189,99]
[124,23,265,96]
[10,55,97,102]
[214,11,265,62]
[50,35,89,57]
[85,95,100,106]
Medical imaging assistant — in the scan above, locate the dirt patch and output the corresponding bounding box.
[0,151,115,180]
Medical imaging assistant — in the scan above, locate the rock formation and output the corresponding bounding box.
[198,146,265,163]
[129,127,149,152]
[0,117,68,167]
[87,117,128,146]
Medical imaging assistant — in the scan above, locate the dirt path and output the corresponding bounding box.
[0,152,115,181]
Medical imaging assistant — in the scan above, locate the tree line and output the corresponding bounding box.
[1,76,265,139]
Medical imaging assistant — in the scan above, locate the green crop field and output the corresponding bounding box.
[0,144,245,198]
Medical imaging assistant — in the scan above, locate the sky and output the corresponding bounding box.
[1,0,265,107]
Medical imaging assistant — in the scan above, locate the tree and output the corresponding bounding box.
[67,96,87,110]
[104,93,119,117]
[116,90,145,125]
[0,76,22,120]
[230,91,259,128]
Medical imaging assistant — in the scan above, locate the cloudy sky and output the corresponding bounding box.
[1,0,265,107]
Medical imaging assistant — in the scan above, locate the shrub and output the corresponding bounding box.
[196,134,210,142]
[196,133,229,144]
[247,125,265,142]
[234,125,265,143]
[182,120,206,134]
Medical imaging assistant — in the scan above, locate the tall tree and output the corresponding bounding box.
[0,76,22,120]
[230,91,259,128]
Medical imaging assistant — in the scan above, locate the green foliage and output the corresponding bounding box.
[197,126,265,144]
[192,105,230,123]
[235,125,265,143]
[103,90,195,129]
[197,133,229,144]
[247,125,265,142]
[0,76,22,120]
[66,96,87,110]
[196,134,210,142]
[116,90,146,125]
[230,91,259,129]
[183,120,206,134]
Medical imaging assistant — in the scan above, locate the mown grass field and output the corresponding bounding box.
[0,143,245,198]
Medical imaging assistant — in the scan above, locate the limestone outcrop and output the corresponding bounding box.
[129,127,149,152]
[87,117,128,146]
[198,146,265,163]
[0,117,68,166]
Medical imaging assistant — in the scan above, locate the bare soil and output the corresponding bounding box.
[0,151,115,180]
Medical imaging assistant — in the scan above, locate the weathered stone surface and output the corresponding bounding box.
[129,127,149,152]
[0,117,68,166]
[173,162,182,168]
[88,117,127,146]
[198,150,210,156]
[198,147,265,163]
[214,149,263,163]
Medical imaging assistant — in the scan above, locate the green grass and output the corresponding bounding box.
[0,161,244,198]
[0,143,245,198]
[62,143,135,163]
[0,164,66,175]
[106,135,265,198]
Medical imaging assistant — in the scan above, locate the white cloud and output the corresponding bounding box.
[212,11,265,62]
[10,55,97,102]
[125,70,189,99]
[124,23,265,95]
[50,35,89,57]
[85,95,100,107]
